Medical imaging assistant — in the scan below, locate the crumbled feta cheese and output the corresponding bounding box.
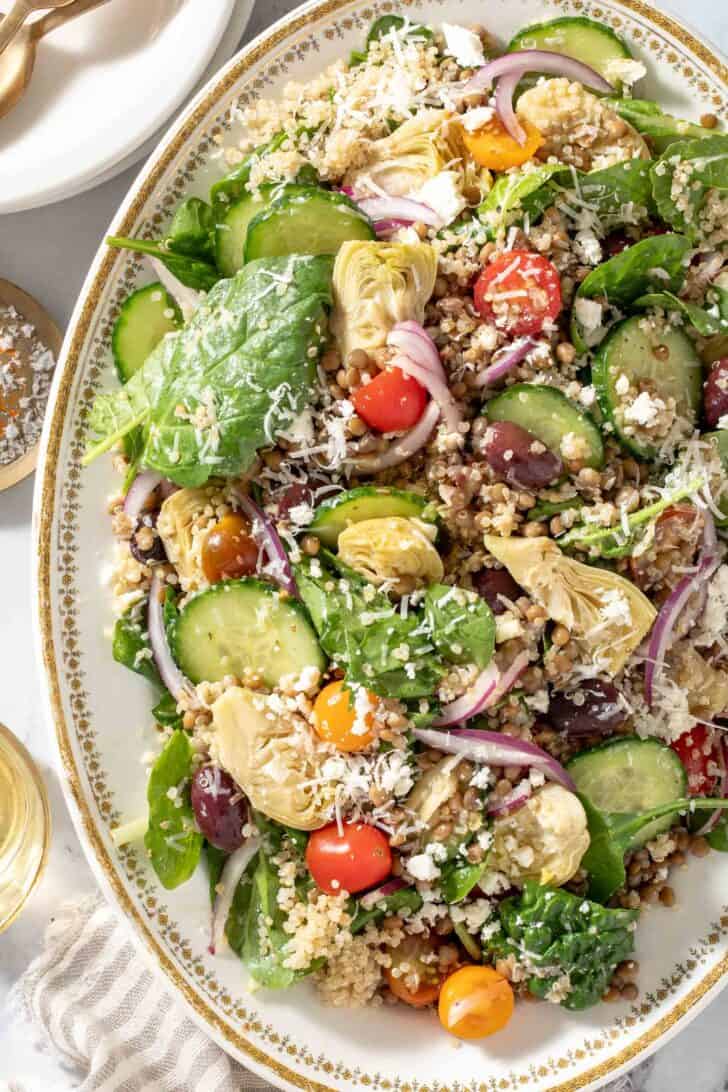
[624,390,666,427]
[411,171,466,227]
[574,297,604,337]
[441,23,485,68]
[462,105,495,133]
[406,852,441,882]
[573,229,602,266]
[604,58,647,87]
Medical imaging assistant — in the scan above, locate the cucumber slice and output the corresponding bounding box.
[111,283,181,383]
[244,187,375,262]
[309,487,436,548]
[568,736,687,847]
[592,315,702,460]
[484,383,604,469]
[704,431,728,525]
[507,16,632,86]
[174,578,326,686]
[215,184,305,276]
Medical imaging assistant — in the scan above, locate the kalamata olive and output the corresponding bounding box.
[604,223,666,258]
[129,511,166,565]
[548,679,626,735]
[191,766,248,851]
[703,358,728,428]
[472,567,522,614]
[482,420,562,489]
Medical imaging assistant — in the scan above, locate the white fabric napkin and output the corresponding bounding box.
[8,893,654,1092]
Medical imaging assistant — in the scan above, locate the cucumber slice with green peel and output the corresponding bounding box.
[507,16,632,86]
[174,578,326,686]
[484,383,605,469]
[592,316,702,460]
[704,431,728,526]
[308,486,436,548]
[215,184,306,277]
[111,283,182,383]
[244,187,375,262]
[568,736,688,848]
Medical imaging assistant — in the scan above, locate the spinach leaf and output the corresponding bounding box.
[440,859,487,904]
[486,881,639,1010]
[633,290,728,337]
[106,236,219,291]
[573,160,656,224]
[477,164,564,238]
[650,135,728,240]
[607,98,710,154]
[112,611,161,686]
[152,690,183,729]
[84,255,334,484]
[349,887,423,934]
[144,730,203,889]
[210,131,289,206]
[577,233,691,308]
[707,815,728,852]
[204,842,228,905]
[295,555,445,699]
[424,584,495,669]
[166,198,216,261]
[366,14,433,46]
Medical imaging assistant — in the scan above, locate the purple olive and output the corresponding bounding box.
[129,511,166,565]
[482,420,562,489]
[191,766,248,851]
[704,358,728,429]
[548,679,626,736]
[472,568,523,614]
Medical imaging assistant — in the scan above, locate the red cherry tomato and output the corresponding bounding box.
[671,724,723,796]
[306,821,392,895]
[352,367,428,433]
[473,250,562,337]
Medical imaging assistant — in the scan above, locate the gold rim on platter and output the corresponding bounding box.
[35,1,728,1089]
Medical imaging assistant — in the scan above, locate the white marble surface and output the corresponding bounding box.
[0,0,727,1088]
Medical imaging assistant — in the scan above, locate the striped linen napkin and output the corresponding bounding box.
[7,892,653,1092]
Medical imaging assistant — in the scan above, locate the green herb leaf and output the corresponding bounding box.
[650,135,728,240]
[144,730,203,889]
[424,584,495,669]
[112,611,161,686]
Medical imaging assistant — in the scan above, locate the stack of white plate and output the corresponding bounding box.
[0,0,254,214]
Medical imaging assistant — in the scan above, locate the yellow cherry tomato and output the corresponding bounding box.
[463,116,543,171]
[313,680,376,751]
[438,965,514,1040]
[385,936,442,1007]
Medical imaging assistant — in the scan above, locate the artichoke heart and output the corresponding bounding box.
[157,486,214,593]
[491,783,590,888]
[483,535,656,675]
[338,516,444,593]
[331,241,437,359]
[405,754,460,827]
[210,686,333,830]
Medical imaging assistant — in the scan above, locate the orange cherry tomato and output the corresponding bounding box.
[313,680,376,751]
[438,965,514,1040]
[352,367,428,433]
[385,936,442,1007]
[306,821,392,895]
[201,513,259,583]
[473,249,562,337]
[463,116,543,171]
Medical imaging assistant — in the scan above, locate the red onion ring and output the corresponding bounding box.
[356,196,440,228]
[388,322,442,376]
[463,49,615,97]
[413,724,576,791]
[234,490,298,598]
[392,354,461,435]
[123,470,163,524]
[495,71,527,145]
[374,218,415,238]
[695,737,728,837]
[209,835,261,955]
[347,401,441,473]
[487,780,533,817]
[474,337,536,387]
[434,651,529,726]
[148,569,200,707]
[359,877,406,911]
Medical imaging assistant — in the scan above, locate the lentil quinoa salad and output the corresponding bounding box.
[86,11,728,1039]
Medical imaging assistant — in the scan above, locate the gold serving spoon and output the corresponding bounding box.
[0,0,109,118]
[0,279,62,493]
[0,0,75,57]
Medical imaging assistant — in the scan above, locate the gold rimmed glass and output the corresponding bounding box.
[0,722,50,932]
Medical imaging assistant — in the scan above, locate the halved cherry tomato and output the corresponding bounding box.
[201,513,259,583]
[671,724,722,796]
[463,116,543,171]
[473,250,562,337]
[306,821,391,895]
[438,965,514,1040]
[352,367,428,433]
[313,680,376,752]
[385,936,442,1007]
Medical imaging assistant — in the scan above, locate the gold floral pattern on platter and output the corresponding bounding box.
[37,1,728,1090]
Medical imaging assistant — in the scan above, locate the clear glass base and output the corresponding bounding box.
[0,722,50,933]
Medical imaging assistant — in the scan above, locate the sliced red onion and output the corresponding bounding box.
[474,337,536,387]
[388,322,442,376]
[495,71,527,145]
[392,354,461,435]
[413,725,576,791]
[148,569,200,707]
[487,780,533,817]
[356,196,440,228]
[644,513,719,707]
[148,256,201,321]
[433,651,529,727]
[123,470,163,523]
[463,49,615,98]
[159,480,179,501]
[233,490,298,598]
[347,400,441,473]
[209,835,260,955]
[374,218,415,238]
[359,877,406,911]
[695,738,728,837]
